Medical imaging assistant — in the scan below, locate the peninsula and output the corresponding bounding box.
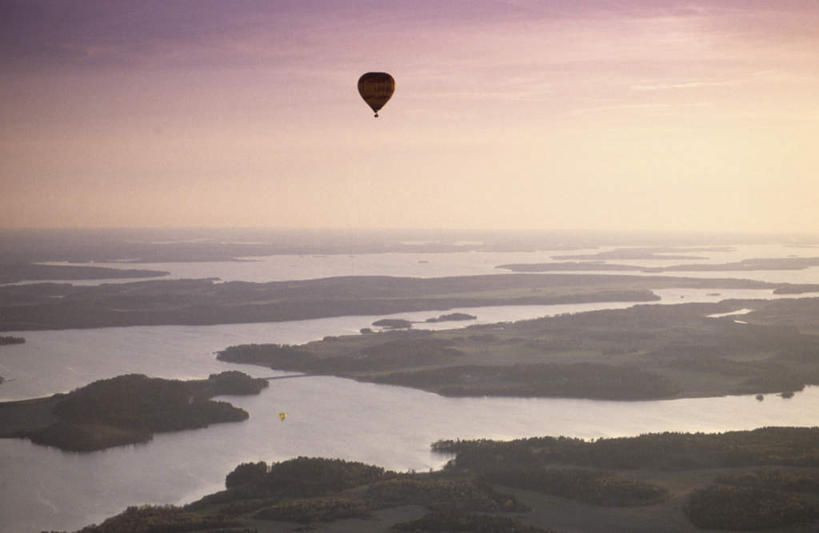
[218,297,819,401]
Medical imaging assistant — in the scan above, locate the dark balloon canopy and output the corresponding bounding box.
[358,72,395,117]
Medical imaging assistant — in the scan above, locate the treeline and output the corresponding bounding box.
[435,427,819,471]
[0,335,24,345]
[717,469,819,492]
[57,504,247,533]
[393,511,556,532]
[365,477,525,513]
[197,457,388,513]
[254,496,370,523]
[479,467,667,506]
[189,456,527,526]
[686,484,818,530]
[684,469,819,529]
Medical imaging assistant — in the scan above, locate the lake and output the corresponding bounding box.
[1,244,819,531]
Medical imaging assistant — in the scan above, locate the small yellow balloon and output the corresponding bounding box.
[278,412,287,421]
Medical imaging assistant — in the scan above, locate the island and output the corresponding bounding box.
[372,318,414,329]
[67,427,819,532]
[425,312,476,323]
[0,371,267,451]
[217,296,819,401]
[0,272,793,331]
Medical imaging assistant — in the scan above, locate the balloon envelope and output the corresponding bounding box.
[358,72,395,117]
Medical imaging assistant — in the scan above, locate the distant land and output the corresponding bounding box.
[68,427,819,532]
[0,228,595,264]
[550,247,723,261]
[498,256,819,275]
[2,228,787,264]
[0,263,168,284]
[0,371,267,451]
[0,273,795,331]
[218,296,819,401]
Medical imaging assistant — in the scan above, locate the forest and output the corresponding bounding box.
[63,427,819,532]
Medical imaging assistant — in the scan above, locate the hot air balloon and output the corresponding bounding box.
[358,72,395,117]
[278,412,287,421]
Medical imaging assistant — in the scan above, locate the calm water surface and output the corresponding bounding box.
[2,378,817,532]
[22,243,819,285]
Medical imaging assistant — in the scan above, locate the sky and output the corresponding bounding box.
[1,0,818,233]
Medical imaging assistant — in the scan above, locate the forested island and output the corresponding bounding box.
[0,371,267,451]
[425,312,477,323]
[0,272,794,331]
[63,427,819,532]
[218,296,819,401]
[371,313,478,330]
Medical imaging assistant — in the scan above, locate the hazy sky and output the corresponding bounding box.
[2,1,818,232]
